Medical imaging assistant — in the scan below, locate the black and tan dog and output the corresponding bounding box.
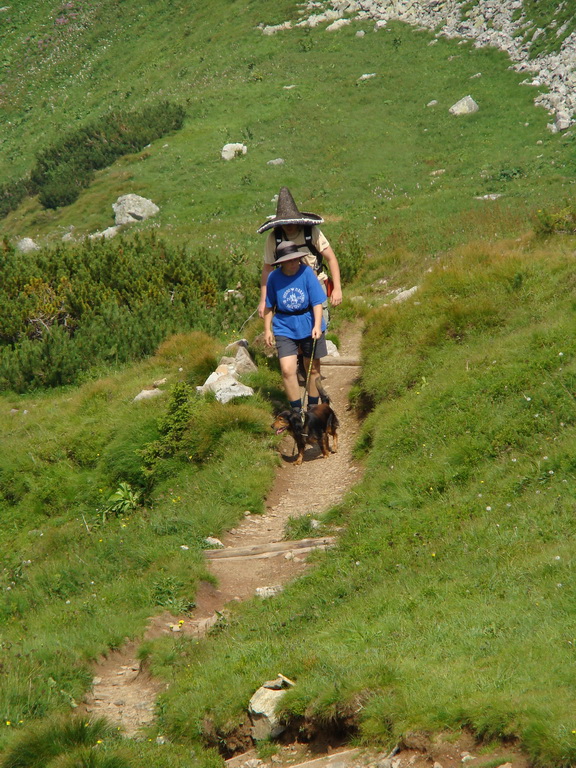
[272,379,339,465]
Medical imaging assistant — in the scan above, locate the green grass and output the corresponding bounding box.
[145,237,576,768]
[2,1,576,766]
[0,334,279,756]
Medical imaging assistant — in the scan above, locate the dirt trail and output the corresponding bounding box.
[82,322,363,737]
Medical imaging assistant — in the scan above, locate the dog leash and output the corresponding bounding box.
[300,338,317,422]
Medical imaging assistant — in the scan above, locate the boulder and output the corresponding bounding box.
[249,686,287,740]
[221,143,247,160]
[248,674,294,740]
[202,373,254,404]
[112,194,159,226]
[449,95,479,115]
[16,238,39,253]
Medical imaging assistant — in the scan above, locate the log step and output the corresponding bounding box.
[204,536,336,560]
[321,356,360,366]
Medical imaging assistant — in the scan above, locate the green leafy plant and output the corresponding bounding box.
[102,482,141,523]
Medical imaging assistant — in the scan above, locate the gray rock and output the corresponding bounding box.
[16,237,39,253]
[356,30,365,37]
[249,685,287,740]
[449,95,479,115]
[89,226,119,240]
[267,158,285,166]
[210,374,254,404]
[427,99,438,106]
[112,194,159,226]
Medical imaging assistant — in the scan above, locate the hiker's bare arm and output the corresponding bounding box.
[321,246,342,306]
[263,306,275,346]
[259,263,274,318]
[312,304,323,340]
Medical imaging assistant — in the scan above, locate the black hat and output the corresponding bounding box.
[257,187,324,234]
[273,240,308,264]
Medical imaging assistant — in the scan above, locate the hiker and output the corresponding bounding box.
[257,187,342,320]
[263,240,328,413]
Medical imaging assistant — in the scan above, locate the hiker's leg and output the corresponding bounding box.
[302,358,321,398]
[279,354,300,402]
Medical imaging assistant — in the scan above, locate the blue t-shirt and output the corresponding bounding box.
[266,264,327,340]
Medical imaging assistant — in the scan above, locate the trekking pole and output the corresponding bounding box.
[301,338,317,420]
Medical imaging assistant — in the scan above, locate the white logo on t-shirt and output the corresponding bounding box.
[282,287,306,311]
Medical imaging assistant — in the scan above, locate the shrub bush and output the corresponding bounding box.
[0,234,258,392]
[0,101,185,216]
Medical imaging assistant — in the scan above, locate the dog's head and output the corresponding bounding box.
[271,409,304,436]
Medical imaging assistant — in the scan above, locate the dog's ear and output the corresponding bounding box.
[288,411,303,432]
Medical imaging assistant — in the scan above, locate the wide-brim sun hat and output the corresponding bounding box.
[257,187,324,234]
[273,240,309,264]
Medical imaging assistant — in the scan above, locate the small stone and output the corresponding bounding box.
[427,99,438,106]
[255,585,283,598]
[267,158,285,165]
[221,143,247,160]
[356,30,365,37]
[449,95,479,115]
[133,388,164,402]
[205,537,224,548]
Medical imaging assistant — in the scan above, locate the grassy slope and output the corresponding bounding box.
[2,1,576,766]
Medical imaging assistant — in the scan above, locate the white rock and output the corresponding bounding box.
[204,537,224,548]
[449,95,479,115]
[16,237,39,253]
[374,19,387,30]
[326,18,350,31]
[474,193,503,200]
[255,585,283,598]
[133,388,164,402]
[112,194,159,226]
[358,73,377,81]
[89,226,119,240]
[325,340,340,357]
[391,286,418,304]
[221,143,247,161]
[267,158,285,166]
[356,30,365,38]
[211,374,254,404]
[427,99,438,106]
[249,686,287,739]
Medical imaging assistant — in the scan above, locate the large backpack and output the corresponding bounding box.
[274,225,323,273]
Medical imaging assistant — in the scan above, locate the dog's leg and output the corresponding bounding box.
[321,432,330,458]
[332,429,338,454]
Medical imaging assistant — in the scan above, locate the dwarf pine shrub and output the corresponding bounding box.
[0,101,185,215]
[0,234,257,392]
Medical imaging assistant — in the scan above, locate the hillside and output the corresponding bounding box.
[2,2,576,767]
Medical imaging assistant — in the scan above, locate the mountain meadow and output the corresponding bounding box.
[2,1,576,766]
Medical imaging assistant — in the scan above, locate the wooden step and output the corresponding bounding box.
[204,536,336,560]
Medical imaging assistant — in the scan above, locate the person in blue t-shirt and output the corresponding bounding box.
[264,240,328,413]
